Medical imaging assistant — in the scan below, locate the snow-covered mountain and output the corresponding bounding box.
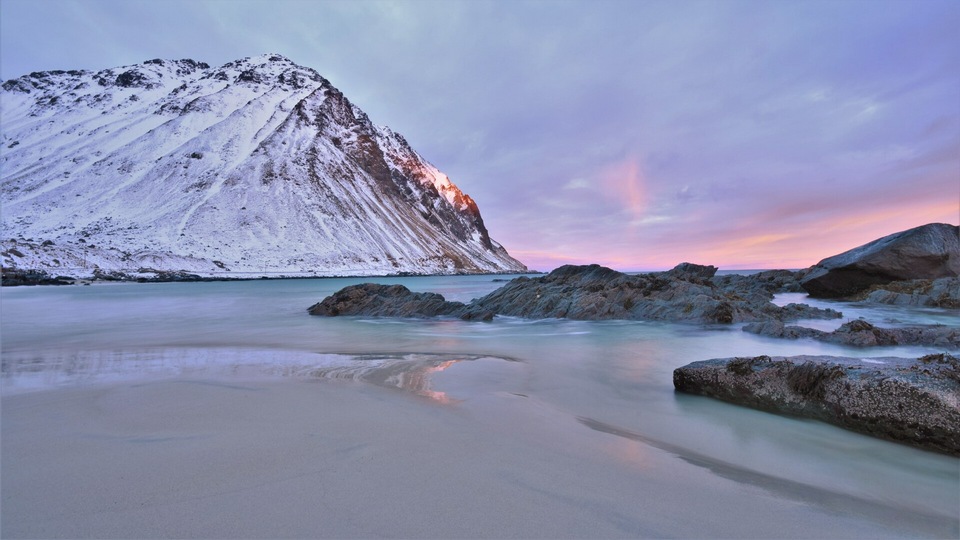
[0,54,526,277]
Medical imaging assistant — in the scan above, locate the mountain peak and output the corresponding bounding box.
[248,53,294,64]
[0,55,525,277]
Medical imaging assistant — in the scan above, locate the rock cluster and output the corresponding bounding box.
[0,267,239,286]
[0,268,73,286]
[851,277,960,308]
[310,263,840,324]
[743,319,960,349]
[467,263,829,323]
[673,354,960,455]
[713,269,807,295]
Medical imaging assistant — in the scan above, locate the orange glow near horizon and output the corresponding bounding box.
[719,200,960,269]
[512,200,958,272]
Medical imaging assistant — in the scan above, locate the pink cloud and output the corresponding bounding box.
[595,157,648,220]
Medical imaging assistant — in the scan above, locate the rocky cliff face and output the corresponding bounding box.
[0,54,526,277]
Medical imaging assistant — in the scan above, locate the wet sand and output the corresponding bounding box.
[3,358,955,539]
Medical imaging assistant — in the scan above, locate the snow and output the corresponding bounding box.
[1,55,526,277]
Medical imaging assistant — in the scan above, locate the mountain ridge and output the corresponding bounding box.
[1,53,526,277]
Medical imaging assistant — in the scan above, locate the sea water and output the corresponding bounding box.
[2,275,958,535]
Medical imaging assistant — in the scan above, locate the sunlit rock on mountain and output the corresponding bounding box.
[0,54,526,277]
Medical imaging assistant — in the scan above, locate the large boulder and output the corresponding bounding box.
[673,354,960,455]
[800,223,960,298]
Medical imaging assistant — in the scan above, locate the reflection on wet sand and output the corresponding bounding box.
[298,355,466,403]
[0,348,503,405]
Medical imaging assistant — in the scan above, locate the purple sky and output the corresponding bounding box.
[2,0,958,271]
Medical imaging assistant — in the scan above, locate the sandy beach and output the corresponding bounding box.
[3,355,955,539]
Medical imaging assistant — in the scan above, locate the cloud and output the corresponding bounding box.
[562,179,590,190]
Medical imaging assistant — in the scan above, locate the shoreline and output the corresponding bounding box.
[0,268,545,287]
[0,266,804,288]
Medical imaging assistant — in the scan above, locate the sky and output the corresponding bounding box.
[2,0,958,271]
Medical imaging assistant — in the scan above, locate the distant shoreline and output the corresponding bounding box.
[0,266,809,288]
[0,268,546,287]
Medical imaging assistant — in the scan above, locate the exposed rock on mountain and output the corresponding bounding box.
[673,354,960,455]
[800,223,959,298]
[1,54,526,277]
[310,263,841,324]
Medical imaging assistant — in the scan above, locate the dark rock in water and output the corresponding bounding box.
[801,223,960,298]
[714,269,807,295]
[310,263,842,324]
[467,263,837,323]
[1,267,73,286]
[775,303,842,321]
[308,283,463,318]
[850,277,960,308]
[666,262,718,279]
[743,319,960,349]
[306,283,495,320]
[673,354,960,455]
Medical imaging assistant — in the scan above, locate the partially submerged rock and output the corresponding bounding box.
[673,354,960,455]
[665,262,718,279]
[743,319,960,349]
[468,263,748,322]
[309,263,841,324]
[307,283,494,320]
[801,223,960,298]
[713,269,807,295]
[851,277,960,308]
